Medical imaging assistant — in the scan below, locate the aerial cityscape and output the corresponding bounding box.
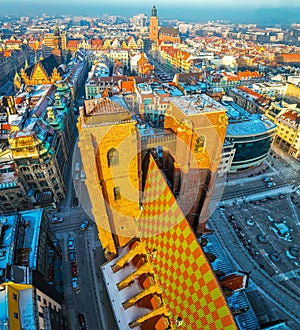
[0,2,299,329]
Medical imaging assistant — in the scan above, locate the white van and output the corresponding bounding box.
[80,169,86,181]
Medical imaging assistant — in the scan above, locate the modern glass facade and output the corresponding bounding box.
[224,101,277,172]
[229,134,274,171]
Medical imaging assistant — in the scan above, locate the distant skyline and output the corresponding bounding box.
[1,1,300,24]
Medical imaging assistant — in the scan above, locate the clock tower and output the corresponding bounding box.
[149,5,158,43]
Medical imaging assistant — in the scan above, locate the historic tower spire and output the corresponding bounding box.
[150,5,158,43]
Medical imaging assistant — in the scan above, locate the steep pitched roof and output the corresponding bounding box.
[25,54,60,79]
[138,155,237,329]
[159,27,179,37]
[84,97,129,116]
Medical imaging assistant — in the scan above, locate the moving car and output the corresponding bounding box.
[265,181,276,188]
[263,177,273,183]
[68,237,75,251]
[51,216,64,224]
[75,162,80,172]
[80,220,89,231]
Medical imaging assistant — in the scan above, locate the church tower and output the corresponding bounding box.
[149,5,158,43]
[78,96,141,258]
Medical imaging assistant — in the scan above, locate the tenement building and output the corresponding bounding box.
[0,82,74,213]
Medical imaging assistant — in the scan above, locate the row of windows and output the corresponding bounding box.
[37,295,60,312]
[20,167,54,176]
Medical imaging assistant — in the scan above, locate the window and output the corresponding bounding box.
[14,313,18,319]
[107,148,119,166]
[36,172,45,179]
[43,299,47,305]
[39,312,43,318]
[194,135,206,153]
[12,293,17,301]
[114,187,121,200]
[38,295,41,302]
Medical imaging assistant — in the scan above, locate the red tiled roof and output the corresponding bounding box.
[238,86,262,99]
[3,50,11,57]
[1,123,10,130]
[121,80,134,93]
[91,39,102,47]
[280,54,300,62]
[281,110,300,123]
[4,40,22,44]
[237,70,262,79]
[67,39,80,47]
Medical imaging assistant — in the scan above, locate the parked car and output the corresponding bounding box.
[69,251,76,262]
[78,312,86,328]
[68,237,75,251]
[80,220,89,231]
[71,262,78,276]
[72,277,80,291]
[242,239,251,247]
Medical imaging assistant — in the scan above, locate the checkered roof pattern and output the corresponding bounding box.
[139,155,236,329]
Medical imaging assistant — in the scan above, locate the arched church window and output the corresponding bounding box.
[107,148,119,167]
[194,135,206,153]
[114,187,121,200]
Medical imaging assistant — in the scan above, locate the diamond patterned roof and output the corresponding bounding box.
[139,154,237,329]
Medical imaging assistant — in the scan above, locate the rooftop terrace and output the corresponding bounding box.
[170,94,227,115]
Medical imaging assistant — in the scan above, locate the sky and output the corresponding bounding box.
[1,0,300,24]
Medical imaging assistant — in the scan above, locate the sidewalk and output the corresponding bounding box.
[271,144,300,173]
[225,145,299,189]
[221,185,294,206]
[225,162,278,187]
